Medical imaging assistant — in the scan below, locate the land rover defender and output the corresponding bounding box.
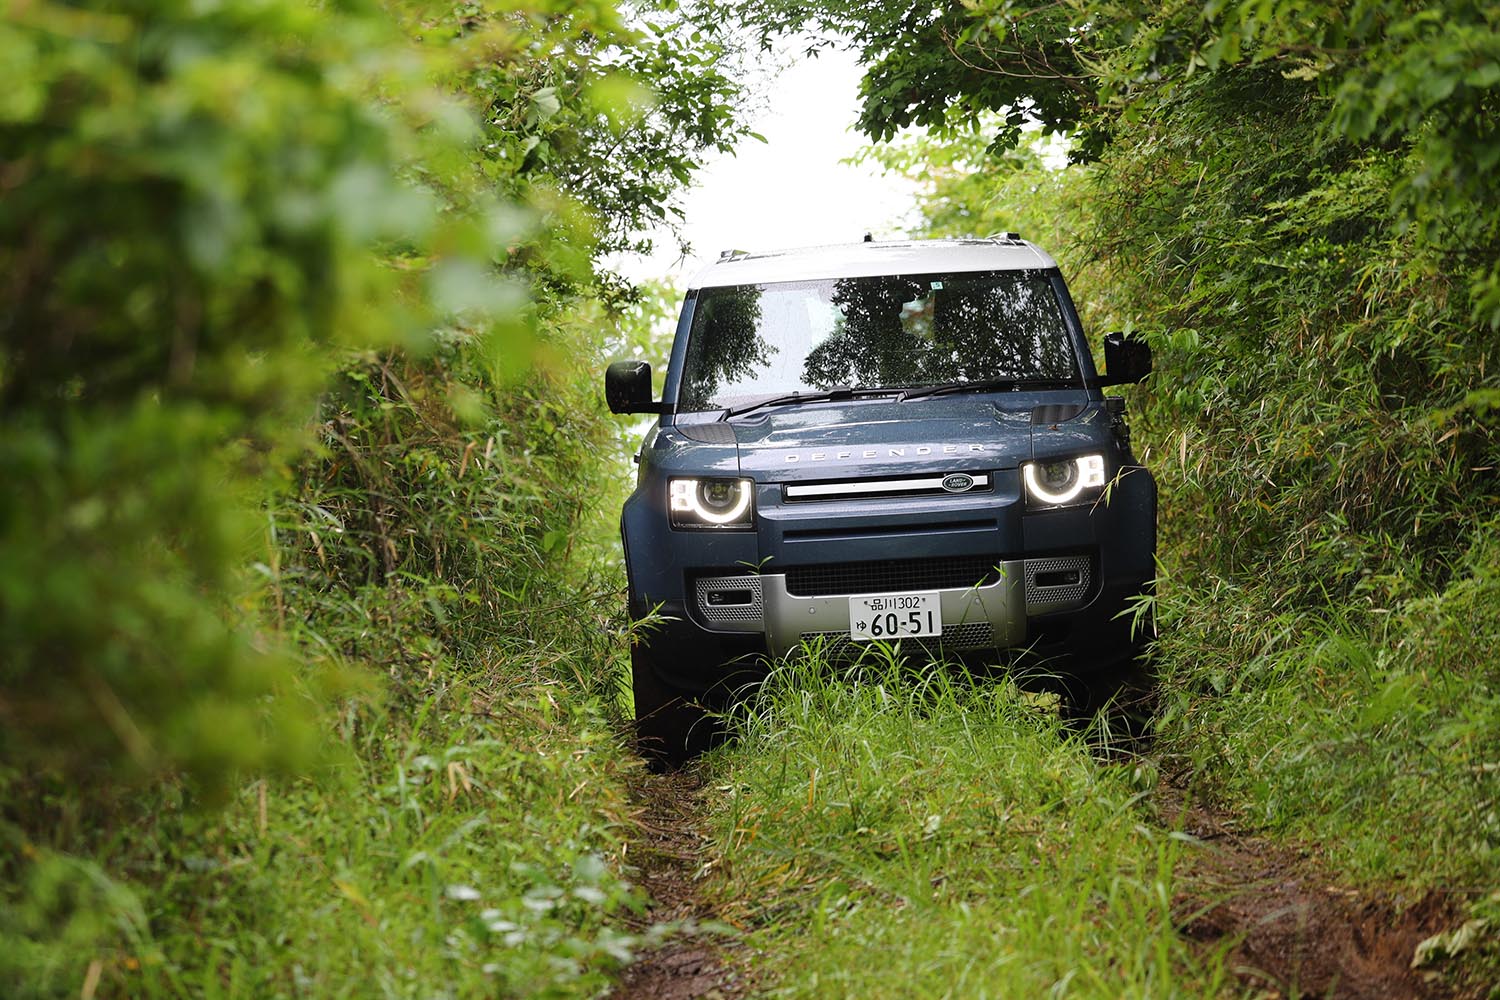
[607,237,1156,761]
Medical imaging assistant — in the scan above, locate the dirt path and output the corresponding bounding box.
[612,757,1476,999]
[612,769,746,1000]
[1159,780,1473,999]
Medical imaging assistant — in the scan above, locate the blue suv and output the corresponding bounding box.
[607,237,1155,762]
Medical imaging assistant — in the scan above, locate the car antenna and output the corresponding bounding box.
[863,232,873,242]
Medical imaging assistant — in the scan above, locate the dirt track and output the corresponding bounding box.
[611,771,745,1000]
[1160,780,1470,999]
[613,764,1474,999]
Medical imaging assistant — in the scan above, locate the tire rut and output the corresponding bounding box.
[612,769,746,1000]
[1158,778,1480,999]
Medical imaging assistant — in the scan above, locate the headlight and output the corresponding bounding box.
[669,477,755,529]
[1022,454,1106,507]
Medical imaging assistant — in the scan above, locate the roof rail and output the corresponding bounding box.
[985,231,1025,244]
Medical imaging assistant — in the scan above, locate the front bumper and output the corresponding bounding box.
[690,554,1107,659]
[698,567,1023,658]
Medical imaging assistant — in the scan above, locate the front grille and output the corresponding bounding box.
[800,621,996,656]
[784,555,1002,597]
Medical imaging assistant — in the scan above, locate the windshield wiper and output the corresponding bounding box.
[896,378,1080,403]
[719,385,899,420]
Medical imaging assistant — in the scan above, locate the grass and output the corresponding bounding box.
[1149,533,1500,894]
[672,543,1500,998]
[700,648,1229,998]
[693,605,1500,995]
[1,601,659,1000]
[12,542,1494,997]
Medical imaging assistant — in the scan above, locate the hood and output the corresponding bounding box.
[718,396,1047,481]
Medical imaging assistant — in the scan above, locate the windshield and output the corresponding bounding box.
[676,270,1081,412]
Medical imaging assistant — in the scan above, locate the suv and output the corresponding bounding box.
[607,237,1155,761]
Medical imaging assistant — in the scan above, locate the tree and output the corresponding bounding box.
[701,0,1100,154]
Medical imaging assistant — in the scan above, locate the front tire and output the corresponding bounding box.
[632,645,715,771]
[1061,649,1158,750]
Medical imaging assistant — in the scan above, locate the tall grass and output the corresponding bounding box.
[704,648,1225,998]
[1151,529,1500,890]
[0,142,659,1000]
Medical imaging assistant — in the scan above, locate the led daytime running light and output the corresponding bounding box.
[1024,455,1105,505]
[670,478,753,525]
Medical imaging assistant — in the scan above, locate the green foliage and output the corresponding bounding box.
[732,0,1500,329]
[1042,69,1499,904]
[853,4,1500,983]
[1148,524,1500,890]
[1,0,749,994]
[1083,0,1500,327]
[401,0,750,264]
[2,656,647,998]
[263,0,751,690]
[0,0,440,799]
[276,312,623,665]
[700,0,1097,152]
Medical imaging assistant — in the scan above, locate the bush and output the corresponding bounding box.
[0,0,436,800]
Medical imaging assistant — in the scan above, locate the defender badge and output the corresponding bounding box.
[941,474,975,493]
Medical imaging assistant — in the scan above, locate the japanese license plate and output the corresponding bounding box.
[849,591,942,641]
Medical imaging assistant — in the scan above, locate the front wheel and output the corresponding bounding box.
[1061,649,1158,751]
[632,645,716,771]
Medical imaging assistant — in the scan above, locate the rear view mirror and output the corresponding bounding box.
[1100,332,1152,386]
[605,360,663,414]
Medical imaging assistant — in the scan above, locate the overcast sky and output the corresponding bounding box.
[614,40,920,286]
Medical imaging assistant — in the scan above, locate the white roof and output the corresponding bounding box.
[687,238,1058,289]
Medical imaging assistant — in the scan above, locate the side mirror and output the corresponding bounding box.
[1100,331,1152,386]
[605,360,661,414]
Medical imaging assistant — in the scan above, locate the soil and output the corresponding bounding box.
[1159,780,1476,999]
[611,768,747,1000]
